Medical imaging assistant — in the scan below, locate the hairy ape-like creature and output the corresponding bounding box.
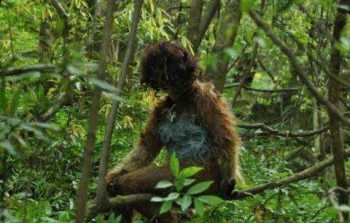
[106,42,242,222]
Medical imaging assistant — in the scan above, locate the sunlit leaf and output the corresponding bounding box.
[184,178,196,187]
[164,192,179,201]
[159,200,173,215]
[194,198,205,216]
[197,195,224,206]
[155,180,173,189]
[179,166,203,178]
[170,153,180,177]
[151,196,164,202]
[175,177,185,191]
[187,181,213,195]
[176,195,192,212]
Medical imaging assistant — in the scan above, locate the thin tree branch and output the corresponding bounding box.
[233,148,350,199]
[238,123,328,138]
[231,43,258,106]
[225,83,300,93]
[95,0,144,212]
[187,0,204,51]
[193,0,220,51]
[49,0,71,122]
[87,194,152,220]
[245,87,299,93]
[39,93,67,122]
[257,57,276,83]
[211,0,242,91]
[0,64,56,77]
[307,47,350,88]
[75,0,115,222]
[249,10,350,126]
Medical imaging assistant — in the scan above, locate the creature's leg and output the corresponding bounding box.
[107,160,222,222]
[108,164,175,222]
[111,164,172,194]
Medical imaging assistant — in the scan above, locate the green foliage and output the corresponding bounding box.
[151,154,224,217]
[170,152,180,177]
[240,0,257,13]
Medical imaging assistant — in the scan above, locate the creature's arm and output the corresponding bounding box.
[106,100,167,184]
[195,83,242,188]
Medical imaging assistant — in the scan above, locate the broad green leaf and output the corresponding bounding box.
[151,196,164,202]
[179,166,202,178]
[164,192,179,201]
[197,195,224,206]
[170,153,180,177]
[184,179,196,187]
[155,180,173,189]
[176,195,192,212]
[175,177,185,191]
[187,181,213,195]
[159,201,173,215]
[194,199,205,216]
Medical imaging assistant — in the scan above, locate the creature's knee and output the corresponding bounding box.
[107,175,136,196]
[107,176,124,196]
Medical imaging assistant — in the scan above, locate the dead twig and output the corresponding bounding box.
[238,123,328,138]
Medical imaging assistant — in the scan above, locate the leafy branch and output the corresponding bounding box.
[249,10,350,126]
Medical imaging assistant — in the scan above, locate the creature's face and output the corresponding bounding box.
[141,52,181,90]
[141,58,171,91]
[140,42,197,96]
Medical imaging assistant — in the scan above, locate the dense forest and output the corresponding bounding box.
[1,0,350,222]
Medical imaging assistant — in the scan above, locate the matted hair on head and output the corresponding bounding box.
[140,41,198,91]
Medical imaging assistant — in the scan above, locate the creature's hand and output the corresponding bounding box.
[105,167,128,195]
[105,167,127,185]
[220,177,236,199]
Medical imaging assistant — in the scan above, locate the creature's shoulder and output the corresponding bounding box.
[193,80,221,109]
[193,80,238,127]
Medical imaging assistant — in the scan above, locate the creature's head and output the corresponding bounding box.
[140,41,197,95]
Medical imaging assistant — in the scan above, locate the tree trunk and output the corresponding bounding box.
[327,0,349,221]
[74,0,115,221]
[209,0,241,92]
[95,0,143,210]
[192,0,220,52]
[187,0,203,49]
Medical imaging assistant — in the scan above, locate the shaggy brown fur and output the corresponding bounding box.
[106,42,242,222]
